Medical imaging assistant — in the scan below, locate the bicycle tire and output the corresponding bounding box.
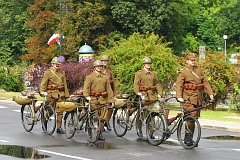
[86,113,100,142]
[177,115,201,149]
[41,105,56,135]
[135,110,148,140]
[146,112,167,146]
[21,104,34,132]
[64,112,77,139]
[113,108,128,137]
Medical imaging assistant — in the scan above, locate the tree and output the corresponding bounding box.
[22,0,114,64]
[110,0,189,55]
[0,0,34,65]
[198,53,239,109]
[99,32,181,95]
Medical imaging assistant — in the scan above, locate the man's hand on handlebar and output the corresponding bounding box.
[177,98,184,102]
[40,92,47,97]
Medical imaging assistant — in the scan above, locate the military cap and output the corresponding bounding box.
[93,60,103,67]
[186,53,196,60]
[100,55,109,61]
[142,57,152,64]
[51,57,60,64]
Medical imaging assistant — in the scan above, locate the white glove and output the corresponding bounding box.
[41,92,47,96]
[159,98,165,103]
[86,97,91,101]
[137,93,142,96]
[177,98,184,102]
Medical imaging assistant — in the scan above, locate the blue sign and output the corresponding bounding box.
[59,56,65,63]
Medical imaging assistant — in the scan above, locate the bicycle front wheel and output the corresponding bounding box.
[21,104,34,132]
[177,115,201,149]
[113,108,128,137]
[86,113,100,143]
[64,112,77,139]
[146,112,167,146]
[41,105,56,135]
[136,110,148,140]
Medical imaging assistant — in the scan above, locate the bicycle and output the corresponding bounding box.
[146,97,210,149]
[113,93,159,140]
[21,92,56,135]
[64,96,110,142]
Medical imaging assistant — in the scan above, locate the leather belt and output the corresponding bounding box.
[184,83,204,90]
[47,84,64,91]
[139,86,157,92]
[90,91,108,98]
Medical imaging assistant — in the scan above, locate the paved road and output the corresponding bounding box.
[1,99,240,160]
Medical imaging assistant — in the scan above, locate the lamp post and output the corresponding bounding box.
[59,0,70,56]
[223,35,228,61]
[59,0,63,56]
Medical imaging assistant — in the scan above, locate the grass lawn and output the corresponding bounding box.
[1,91,240,123]
[0,91,21,99]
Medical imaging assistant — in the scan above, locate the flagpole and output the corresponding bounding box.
[60,0,63,56]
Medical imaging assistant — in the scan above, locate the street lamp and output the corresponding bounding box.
[59,0,63,56]
[59,0,70,56]
[223,35,228,61]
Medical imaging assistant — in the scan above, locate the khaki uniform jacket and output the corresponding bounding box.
[83,71,114,105]
[134,69,162,101]
[40,68,69,100]
[102,66,116,95]
[176,65,214,105]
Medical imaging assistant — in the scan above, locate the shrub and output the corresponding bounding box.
[0,66,25,92]
[26,58,94,94]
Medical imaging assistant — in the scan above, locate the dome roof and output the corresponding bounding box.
[78,44,94,54]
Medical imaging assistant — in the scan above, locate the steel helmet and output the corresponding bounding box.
[100,55,109,61]
[142,57,152,64]
[93,60,103,67]
[51,57,60,64]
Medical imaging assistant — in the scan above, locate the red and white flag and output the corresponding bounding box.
[48,34,63,46]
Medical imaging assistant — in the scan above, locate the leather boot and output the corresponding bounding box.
[56,113,64,134]
[184,133,193,146]
[98,134,105,140]
[97,121,105,140]
[104,122,112,131]
[57,128,65,134]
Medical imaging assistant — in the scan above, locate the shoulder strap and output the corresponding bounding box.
[185,67,200,80]
[50,69,63,83]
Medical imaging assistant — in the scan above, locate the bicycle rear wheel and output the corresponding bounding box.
[64,112,77,139]
[86,113,100,142]
[21,104,34,132]
[41,105,56,135]
[113,108,128,137]
[146,112,166,146]
[177,115,201,149]
[136,110,148,140]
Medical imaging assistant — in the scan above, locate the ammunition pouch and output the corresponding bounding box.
[90,91,108,98]
[139,86,157,92]
[47,84,64,91]
[184,83,204,90]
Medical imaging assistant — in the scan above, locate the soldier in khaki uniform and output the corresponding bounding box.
[40,57,70,134]
[83,60,114,140]
[101,55,116,131]
[134,57,162,102]
[133,57,163,137]
[176,53,214,146]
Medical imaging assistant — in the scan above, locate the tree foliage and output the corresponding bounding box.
[21,0,113,64]
[198,53,239,108]
[0,66,25,92]
[0,0,33,65]
[99,32,180,95]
